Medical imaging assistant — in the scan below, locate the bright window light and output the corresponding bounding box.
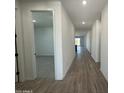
[75,38,80,46]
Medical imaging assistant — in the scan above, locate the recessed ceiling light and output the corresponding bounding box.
[82,0,87,5]
[82,21,85,24]
[47,8,53,10]
[32,20,36,23]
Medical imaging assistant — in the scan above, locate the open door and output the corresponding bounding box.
[32,11,55,79]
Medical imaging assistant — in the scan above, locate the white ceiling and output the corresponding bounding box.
[30,0,108,30]
[60,0,108,30]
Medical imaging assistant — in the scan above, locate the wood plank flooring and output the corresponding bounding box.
[15,48,108,93]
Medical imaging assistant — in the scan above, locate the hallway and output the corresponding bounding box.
[16,48,108,93]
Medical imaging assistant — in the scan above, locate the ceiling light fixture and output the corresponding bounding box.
[82,21,85,24]
[32,20,36,23]
[82,0,87,5]
[47,8,53,11]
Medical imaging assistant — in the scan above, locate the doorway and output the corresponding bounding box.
[75,37,81,53]
[75,36,86,53]
[75,37,81,46]
[32,11,55,79]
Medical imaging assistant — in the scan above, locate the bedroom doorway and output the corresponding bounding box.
[32,11,55,79]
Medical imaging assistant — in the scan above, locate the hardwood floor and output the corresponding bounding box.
[15,48,108,93]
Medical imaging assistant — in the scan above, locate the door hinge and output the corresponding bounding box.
[15,34,17,38]
[15,53,18,56]
[16,72,20,75]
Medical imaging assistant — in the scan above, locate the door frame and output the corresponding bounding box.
[15,8,25,82]
[31,10,56,79]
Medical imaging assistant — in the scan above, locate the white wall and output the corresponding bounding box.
[61,6,75,78]
[20,0,63,80]
[19,0,75,80]
[75,30,87,37]
[34,27,54,56]
[91,20,101,62]
[80,36,85,47]
[15,0,25,82]
[100,5,108,80]
[86,31,91,52]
